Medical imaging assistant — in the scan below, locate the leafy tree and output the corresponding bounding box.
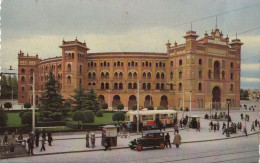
[132,104,137,110]
[21,112,38,125]
[112,112,125,125]
[7,75,12,99]
[12,75,18,99]
[0,108,8,126]
[72,111,82,121]
[70,85,87,111]
[117,103,124,111]
[85,89,100,111]
[81,110,95,123]
[0,75,8,99]
[147,105,154,110]
[51,112,63,121]
[4,102,12,110]
[101,103,108,110]
[24,102,32,110]
[157,106,166,110]
[39,70,64,113]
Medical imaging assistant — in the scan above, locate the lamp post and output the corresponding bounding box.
[136,80,140,134]
[32,72,36,134]
[226,99,231,137]
[189,90,192,112]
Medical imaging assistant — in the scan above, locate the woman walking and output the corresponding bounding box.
[40,136,46,152]
[173,131,181,148]
[86,132,90,148]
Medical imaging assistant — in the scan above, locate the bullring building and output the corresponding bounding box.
[18,28,243,110]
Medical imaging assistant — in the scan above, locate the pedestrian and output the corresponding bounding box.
[35,129,40,147]
[196,119,200,132]
[222,122,226,131]
[210,121,213,131]
[42,129,46,139]
[244,126,247,136]
[251,122,255,131]
[222,126,227,135]
[4,131,8,145]
[239,122,242,132]
[27,134,34,155]
[47,131,52,146]
[255,119,258,127]
[240,113,243,120]
[10,143,15,153]
[217,121,220,131]
[185,114,188,120]
[174,123,179,134]
[40,136,46,152]
[91,133,95,148]
[180,119,183,128]
[173,130,181,148]
[165,133,171,148]
[213,123,216,132]
[86,132,90,148]
[104,137,111,151]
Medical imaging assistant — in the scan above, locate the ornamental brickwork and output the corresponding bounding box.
[18,28,242,110]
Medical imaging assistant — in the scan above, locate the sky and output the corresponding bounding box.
[0,0,259,89]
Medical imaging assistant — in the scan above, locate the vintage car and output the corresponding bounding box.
[128,131,165,151]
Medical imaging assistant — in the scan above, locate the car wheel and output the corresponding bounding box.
[160,142,165,149]
[137,145,142,151]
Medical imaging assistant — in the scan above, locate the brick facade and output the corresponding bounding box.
[18,28,243,110]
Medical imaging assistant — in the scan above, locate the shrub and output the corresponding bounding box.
[0,108,8,127]
[132,104,137,110]
[19,111,25,118]
[41,111,52,118]
[61,107,70,117]
[112,111,125,124]
[81,110,95,123]
[21,112,38,125]
[51,112,63,121]
[4,102,12,110]
[72,111,82,121]
[117,103,124,111]
[147,105,154,110]
[101,103,108,110]
[157,106,166,110]
[24,102,32,110]
[96,110,103,117]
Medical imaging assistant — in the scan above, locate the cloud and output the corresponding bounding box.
[241,63,260,71]
[241,77,260,82]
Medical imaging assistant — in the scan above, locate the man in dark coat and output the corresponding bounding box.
[104,137,111,151]
[27,135,34,155]
[42,129,46,139]
[255,119,258,127]
[35,129,40,147]
[165,133,171,148]
[47,131,53,146]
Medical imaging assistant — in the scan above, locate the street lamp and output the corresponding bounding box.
[189,90,192,112]
[226,99,231,137]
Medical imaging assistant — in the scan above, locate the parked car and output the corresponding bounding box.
[128,131,165,151]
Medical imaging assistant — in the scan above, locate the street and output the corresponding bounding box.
[1,134,258,163]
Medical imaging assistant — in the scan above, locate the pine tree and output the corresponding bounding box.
[85,89,99,111]
[70,85,87,111]
[12,76,18,99]
[7,75,12,99]
[0,75,8,99]
[39,70,64,112]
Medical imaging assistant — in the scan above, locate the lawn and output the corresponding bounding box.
[7,112,23,127]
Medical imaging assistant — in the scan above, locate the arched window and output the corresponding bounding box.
[156,63,158,67]
[133,72,137,78]
[170,72,173,79]
[156,72,160,79]
[128,72,132,78]
[198,83,202,91]
[231,62,233,68]
[147,72,151,79]
[199,70,202,78]
[105,83,109,89]
[104,61,107,66]
[117,61,120,66]
[101,72,105,78]
[135,62,138,66]
[131,61,134,66]
[230,84,233,91]
[30,76,33,83]
[21,76,25,82]
[121,62,123,66]
[142,72,146,79]
[179,59,182,66]
[156,83,160,90]
[170,61,173,67]
[179,71,182,78]
[161,73,165,79]
[170,83,173,90]
[128,83,132,89]
[142,83,146,90]
[30,69,34,74]
[119,83,123,89]
[222,71,225,79]
[199,59,202,65]
[80,65,82,74]
[101,83,105,90]
[161,83,164,90]
[114,72,118,78]
[67,76,71,84]
[179,83,182,91]
[208,70,211,78]
[159,62,162,67]
[114,83,118,89]
[146,61,148,67]
[119,72,123,78]
[93,72,96,79]
[105,72,109,78]
[88,72,91,79]
[21,68,25,73]
[149,62,152,67]
[133,83,137,89]
[163,63,165,67]
[147,83,151,90]
[107,62,110,66]
[129,62,131,67]
[142,62,144,66]
[68,64,71,71]
[114,62,116,67]
[91,62,93,67]
[230,73,233,80]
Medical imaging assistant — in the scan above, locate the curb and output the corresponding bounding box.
[1,131,258,159]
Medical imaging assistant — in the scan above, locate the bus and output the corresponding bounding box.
[125,109,178,130]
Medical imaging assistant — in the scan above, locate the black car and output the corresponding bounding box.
[128,131,165,151]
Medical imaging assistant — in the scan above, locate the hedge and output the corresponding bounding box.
[36,121,67,127]
[0,126,31,135]
[66,121,105,130]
